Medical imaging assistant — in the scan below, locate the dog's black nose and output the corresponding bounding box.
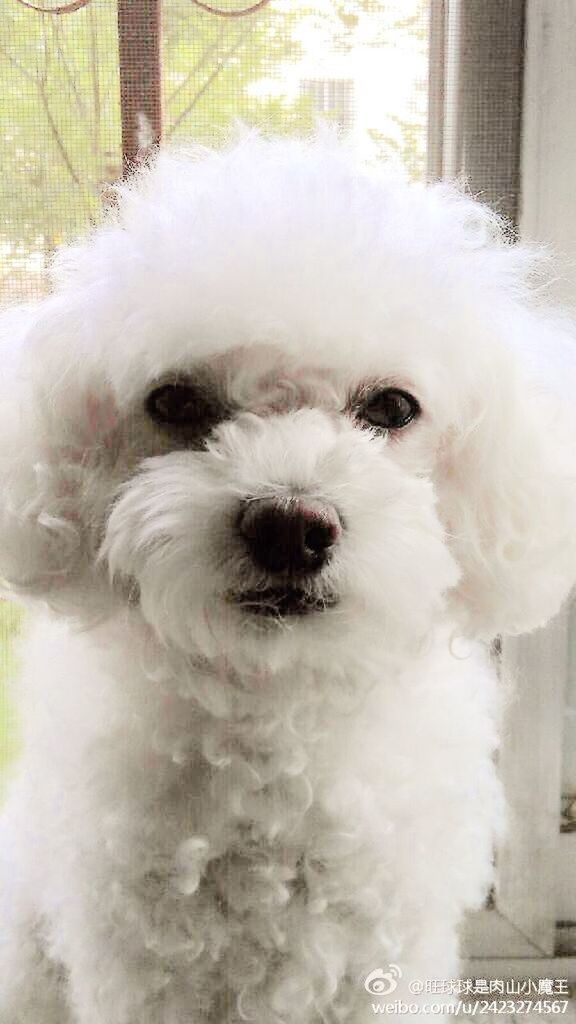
[238,498,342,576]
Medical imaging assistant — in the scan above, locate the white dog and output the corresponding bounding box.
[1,134,576,1024]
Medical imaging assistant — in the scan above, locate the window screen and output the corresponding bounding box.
[0,0,430,305]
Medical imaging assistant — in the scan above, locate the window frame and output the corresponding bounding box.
[431,0,576,975]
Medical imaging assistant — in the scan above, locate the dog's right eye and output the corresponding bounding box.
[146,383,218,430]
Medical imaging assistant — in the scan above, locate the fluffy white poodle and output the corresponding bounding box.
[1,134,576,1024]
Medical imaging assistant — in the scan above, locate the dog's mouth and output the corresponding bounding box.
[230,586,339,618]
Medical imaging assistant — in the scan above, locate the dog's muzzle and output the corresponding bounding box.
[233,497,342,618]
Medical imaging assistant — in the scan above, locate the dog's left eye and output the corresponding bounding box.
[146,383,220,431]
[357,388,421,431]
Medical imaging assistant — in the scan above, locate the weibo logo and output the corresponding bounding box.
[364,964,402,996]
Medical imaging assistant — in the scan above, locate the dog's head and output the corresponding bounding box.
[2,136,576,668]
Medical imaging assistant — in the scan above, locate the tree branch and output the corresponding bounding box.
[166,26,227,108]
[0,41,37,84]
[49,17,87,117]
[166,30,248,139]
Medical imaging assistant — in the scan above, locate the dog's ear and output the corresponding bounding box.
[0,302,75,601]
[438,313,576,639]
[0,301,114,607]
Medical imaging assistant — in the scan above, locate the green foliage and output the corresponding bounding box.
[0,0,427,265]
[164,1,313,144]
[369,111,427,181]
[392,0,429,41]
[0,1,120,248]
[0,0,312,255]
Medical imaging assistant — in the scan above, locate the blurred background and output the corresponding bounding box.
[0,0,574,983]
[0,0,429,303]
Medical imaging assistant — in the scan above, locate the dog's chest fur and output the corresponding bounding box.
[15,617,502,1023]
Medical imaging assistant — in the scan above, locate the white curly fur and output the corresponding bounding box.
[1,133,576,1024]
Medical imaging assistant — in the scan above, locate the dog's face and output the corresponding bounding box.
[2,136,576,669]
[99,341,460,664]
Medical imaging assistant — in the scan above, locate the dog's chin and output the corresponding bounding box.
[229,585,339,621]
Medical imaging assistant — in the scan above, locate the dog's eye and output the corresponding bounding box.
[146,383,219,430]
[357,388,421,430]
